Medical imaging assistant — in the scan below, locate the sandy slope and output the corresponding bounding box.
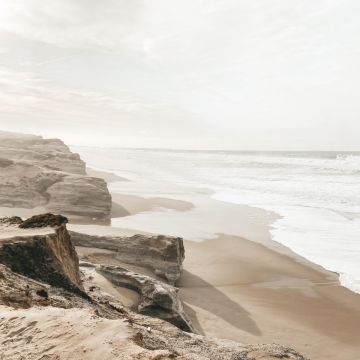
[0,306,133,360]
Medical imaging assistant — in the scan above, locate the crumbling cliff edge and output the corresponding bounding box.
[0,214,307,360]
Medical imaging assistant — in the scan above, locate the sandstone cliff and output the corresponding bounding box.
[0,215,83,296]
[0,131,111,222]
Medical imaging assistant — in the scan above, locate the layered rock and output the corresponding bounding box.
[71,232,185,284]
[0,213,307,360]
[0,215,83,296]
[98,265,194,332]
[0,263,86,310]
[0,131,112,222]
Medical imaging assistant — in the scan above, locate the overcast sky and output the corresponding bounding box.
[0,0,359,150]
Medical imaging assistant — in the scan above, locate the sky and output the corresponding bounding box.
[0,0,359,150]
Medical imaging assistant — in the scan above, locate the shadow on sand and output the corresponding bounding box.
[179,270,261,336]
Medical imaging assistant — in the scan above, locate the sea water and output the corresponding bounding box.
[73,147,360,294]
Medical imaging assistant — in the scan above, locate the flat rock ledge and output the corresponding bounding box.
[98,264,194,333]
[71,231,185,284]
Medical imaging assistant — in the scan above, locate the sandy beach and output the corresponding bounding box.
[66,175,360,360]
[181,235,360,359]
[1,163,359,360]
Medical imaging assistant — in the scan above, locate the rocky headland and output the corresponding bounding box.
[0,131,111,222]
[0,213,307,359]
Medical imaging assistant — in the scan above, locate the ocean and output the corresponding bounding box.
[73,147,360,294]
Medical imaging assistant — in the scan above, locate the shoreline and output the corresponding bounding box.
[68,201,360,359]
[65,186,360,358]
[102,177,360,359]
[1,165,359,359]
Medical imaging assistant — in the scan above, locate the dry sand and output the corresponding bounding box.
[0,305,175,360]
[180,234,360,360]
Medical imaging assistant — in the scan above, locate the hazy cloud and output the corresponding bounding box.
[0,0,359,149]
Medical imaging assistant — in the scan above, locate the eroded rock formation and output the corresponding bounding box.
[0,261,307,360]
[98,264,194,332]
[71,231,185,284]
[0,213,307,360]
[0,131,111,222]
[0,214,83,296]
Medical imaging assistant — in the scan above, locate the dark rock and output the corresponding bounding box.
[0,216,23,226]
[0,264,89,310]
[19,213,68,229]
[0,222,83,297]
[36,289,48,298]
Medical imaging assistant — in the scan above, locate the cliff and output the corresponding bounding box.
[0,131,111,222]
[0,215,83,296]
[0,214,307,359]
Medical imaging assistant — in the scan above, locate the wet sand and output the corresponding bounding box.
[181,234,360,360]
[111,193,194,217]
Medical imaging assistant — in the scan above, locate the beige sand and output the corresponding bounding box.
[82,190,360,360]
[180,234,360,360]
[111,193,194,217]
[0,306,154,360]
[71,191,360,360]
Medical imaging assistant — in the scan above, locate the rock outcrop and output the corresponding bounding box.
[0,213,307,360]
[0,263,86,310]
[0,214,83,296]
[0,261,307,360]
[98,264,194,332]
[0,131,112,222]
[71,231,185,284]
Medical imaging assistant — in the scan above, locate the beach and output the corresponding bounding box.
[1,145,359,359]
[2,1,360,357]
[181,234,360,359]
[67,167,360,360]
